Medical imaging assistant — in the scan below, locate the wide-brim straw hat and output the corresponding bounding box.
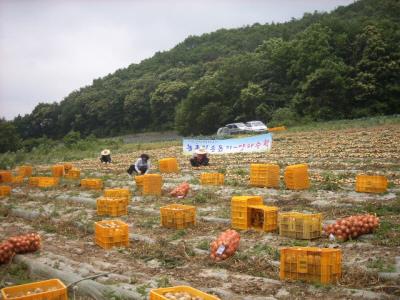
[195,148,207,155]
[101,149,111,156]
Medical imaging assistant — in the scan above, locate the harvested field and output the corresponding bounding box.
[1,124,400,299]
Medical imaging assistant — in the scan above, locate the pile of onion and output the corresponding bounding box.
[0,241,15,264]
[324,214,379,241]
[8,233,41,254]
[170,182,190,198]
[210,229,240,261]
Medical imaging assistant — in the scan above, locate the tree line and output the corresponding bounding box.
[2,0,400,152]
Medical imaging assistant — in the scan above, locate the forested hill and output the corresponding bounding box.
[12,0,400,139]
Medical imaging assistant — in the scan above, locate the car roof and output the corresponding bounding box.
[226,122,246,126]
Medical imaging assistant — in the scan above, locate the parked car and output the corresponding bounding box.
[245,120,268,133]
[217,122,250,136]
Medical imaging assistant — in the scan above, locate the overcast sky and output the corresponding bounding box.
[0,0,354,120]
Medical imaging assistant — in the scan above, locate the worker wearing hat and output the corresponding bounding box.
[190,148,209,167]
[100,149,112,164]
[127,153,151,176]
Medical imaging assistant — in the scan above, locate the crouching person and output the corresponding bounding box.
[127,153,151,175]
[190,148,209,167]
[100,149,112,163]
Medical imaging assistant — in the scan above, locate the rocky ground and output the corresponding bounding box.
[0,124,399,299]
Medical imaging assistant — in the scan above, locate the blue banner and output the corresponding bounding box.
[183,133,272,155]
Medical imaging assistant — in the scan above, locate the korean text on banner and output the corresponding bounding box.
[183,133,272,155]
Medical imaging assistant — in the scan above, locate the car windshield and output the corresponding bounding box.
[235,123,247,129]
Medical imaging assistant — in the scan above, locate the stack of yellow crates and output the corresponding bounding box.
[143,174,163,196]
[278,212,322,239]
[284,164,310,190]
[200,173,224,185]
[355,175,388,193]
[231,196,278,232]
[250,164,280,188]
[159,158,179,173]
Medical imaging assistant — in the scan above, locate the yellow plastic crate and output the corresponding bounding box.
[97,197,128,217]
[81,178,103,190]
[284,164,310,190]
[250,164,280,188]
[12,175,25,184]
[1,278,67,300]
[231,196,263,230]
[248,205,278,232]
[95,220,129,250]
[160,204,196,229]
[280,247,342,284]
[37,177,59,188]
[142,174,163,196]
[268,126,286,132]
[29,177,41,187]
[63,163,73,174]
[159,157,179,173]
[355,175,388,193]
[18,166,33,177]
[200,173,224,185]
[135,175,144,190]
[279,212,322,240]
[150,286,220,300]
[51,165,65,177]
[64,168,80,179]
[104,188,131,204]
[0,171,13,183]
[0,185,11,197]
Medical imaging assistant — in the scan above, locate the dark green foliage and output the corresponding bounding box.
[63,130,81,147]
[2,0,400,145]
[0,119,21,153]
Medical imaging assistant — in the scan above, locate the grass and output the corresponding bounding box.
[169,229,187,241]
[0,136,179,169]
[184,189,217,205]
[196,239,210,251]
[156,276,171,288]
[251,243,280,260]
[0,262,31,288]
[136,284,151,299]
[287,115,400,133]
[319,171,341,191]
[367,257,396,273]
[372,220,400,246]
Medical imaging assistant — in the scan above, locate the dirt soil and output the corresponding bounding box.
[1,124,400,300]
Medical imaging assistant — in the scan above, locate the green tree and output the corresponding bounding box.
[150,81,189,129]
[294,59,351,120]
[0,119,21,153]
[352,25,400,116]
[237,82,266,120]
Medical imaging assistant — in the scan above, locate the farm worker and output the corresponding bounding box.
[190,148,209,167]
[127,153,151,175]
[100,149,112,163]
